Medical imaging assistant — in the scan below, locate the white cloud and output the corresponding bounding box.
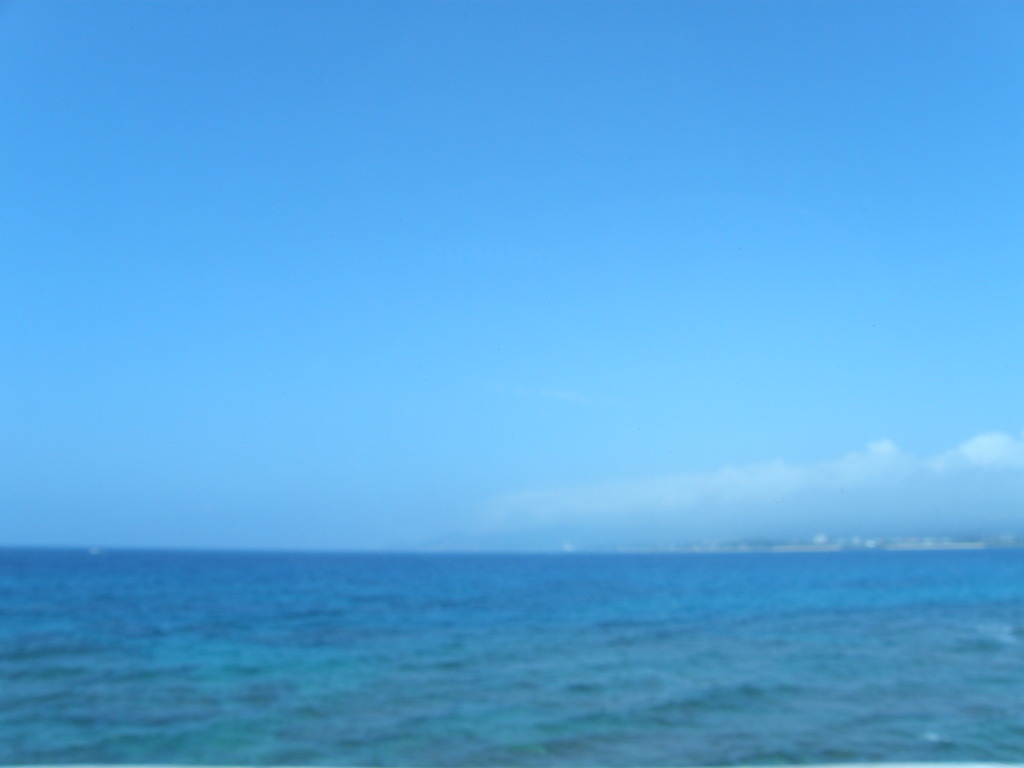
[481,431,1024,544]
[931,432,1024,471]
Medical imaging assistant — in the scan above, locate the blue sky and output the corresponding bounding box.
[2,1,1023,550]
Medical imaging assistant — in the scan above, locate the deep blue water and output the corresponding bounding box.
[3,548,1024,766]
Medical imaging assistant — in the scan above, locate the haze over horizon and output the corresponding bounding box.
[3,1,1023,552]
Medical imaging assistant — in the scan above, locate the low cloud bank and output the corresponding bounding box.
[480,432,1024,548]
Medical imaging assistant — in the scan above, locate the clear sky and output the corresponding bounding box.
[2,0,1023,551]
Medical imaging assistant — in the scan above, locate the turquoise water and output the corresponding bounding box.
[3,548,1024,766]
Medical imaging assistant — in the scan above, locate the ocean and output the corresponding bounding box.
[2,547,1024,766]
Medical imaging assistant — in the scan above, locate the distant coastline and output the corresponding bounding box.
[618,534,1024,554]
